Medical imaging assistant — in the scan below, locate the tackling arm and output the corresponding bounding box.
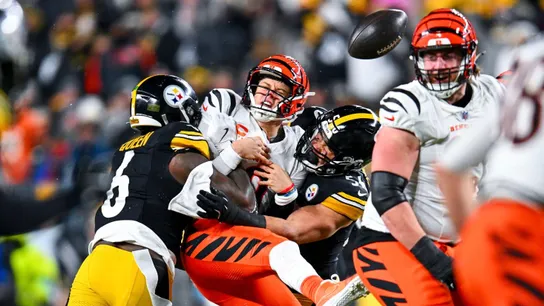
[263,204,352,244]
[169,152,256,211]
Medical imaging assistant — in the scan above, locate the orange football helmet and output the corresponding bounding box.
[242,54,314,121]
[411,8,479,98]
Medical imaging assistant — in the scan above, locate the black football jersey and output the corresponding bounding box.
[94,121,211,254]
[297,169,369,278]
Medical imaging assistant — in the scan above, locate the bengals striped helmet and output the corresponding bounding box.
[411,9,479,99]
[242,54,314,122]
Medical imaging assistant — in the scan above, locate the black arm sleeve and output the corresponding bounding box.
[0,187,75,236]
[371,171,409,216]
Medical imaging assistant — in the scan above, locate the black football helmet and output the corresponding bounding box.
[129,74,201,133]
[294,105,380,176]
[289,106,327,131]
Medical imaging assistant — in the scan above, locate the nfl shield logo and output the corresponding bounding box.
[458,111,469,121]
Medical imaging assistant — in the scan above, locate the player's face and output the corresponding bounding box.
[311,132,335,166]
[254,78,291,110]
[422,49,463,84]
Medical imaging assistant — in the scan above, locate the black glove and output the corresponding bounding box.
[410,236,455,290]
[197,187,266,228]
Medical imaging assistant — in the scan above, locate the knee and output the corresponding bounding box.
[269,240,300,265]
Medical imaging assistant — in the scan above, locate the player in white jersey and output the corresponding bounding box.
[181,55,368,306]
[352,9,504,305]
[198,54,312,208]
[435,35,544,306]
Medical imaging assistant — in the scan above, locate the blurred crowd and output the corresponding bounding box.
[0,0,542,305]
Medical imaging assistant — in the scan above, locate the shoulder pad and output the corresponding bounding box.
[166,122,210,159]
[380,83,422,116]
[378,83,423,134]
[202,88,241,116]
[303,171,368,221]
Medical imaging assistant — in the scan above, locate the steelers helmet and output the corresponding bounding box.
[295,105,380,176]
[129,75,201,132]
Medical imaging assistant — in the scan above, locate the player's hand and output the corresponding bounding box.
[410,236,456,290]
[232,137,271,165]
[254,163,294,194]
[196,187,266,228]
[196,187,237,222]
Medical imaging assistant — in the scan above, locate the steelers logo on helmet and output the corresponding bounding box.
[163,85,187,107]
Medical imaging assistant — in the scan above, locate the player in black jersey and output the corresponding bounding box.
[67,75,255,306]
[196,105,379,304]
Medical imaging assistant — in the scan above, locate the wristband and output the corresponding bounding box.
[212,144,242,176]
[230,207,267,228]
[274,187,298,206]
[278,183,295,195]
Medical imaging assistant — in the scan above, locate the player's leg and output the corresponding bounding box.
[455,199,544,306]
[183,220,302,305]
[67,248,109,306]
[68,244,172,306]
[352,229,454,306]
[183,219,365,306]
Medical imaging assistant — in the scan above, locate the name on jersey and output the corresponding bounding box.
[120,131,154,151]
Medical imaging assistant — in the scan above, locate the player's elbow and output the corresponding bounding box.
[370,171,409,216]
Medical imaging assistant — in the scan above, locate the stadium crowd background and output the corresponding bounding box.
[0,0,542,305]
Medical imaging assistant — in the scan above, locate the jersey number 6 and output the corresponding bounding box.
[102,151,135,218]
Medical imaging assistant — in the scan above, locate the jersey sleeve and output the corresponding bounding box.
[202,88,240,116]
[378,86,422,139]
[167,122,211,159]
[307,172,369,221]
[198,88,240,154]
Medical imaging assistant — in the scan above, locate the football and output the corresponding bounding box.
[348,9,408,59]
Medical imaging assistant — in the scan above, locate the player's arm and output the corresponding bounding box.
[169,152,256,212]
[194,187,358,243]
[372,126,423,248]
[199,88,271,174]
[373,89,454,288]
[0,185,77,236]
[263,202,353,244]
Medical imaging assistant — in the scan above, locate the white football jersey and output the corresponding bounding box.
[440,38,544,208]
[198,88,308,204]
[362,75,504,242]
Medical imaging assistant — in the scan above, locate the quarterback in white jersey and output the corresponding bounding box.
[353,9,504,306]
[436,36,544,306]
[198,54,312,208]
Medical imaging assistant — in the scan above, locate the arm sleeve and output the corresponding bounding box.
[0,187,74,236]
